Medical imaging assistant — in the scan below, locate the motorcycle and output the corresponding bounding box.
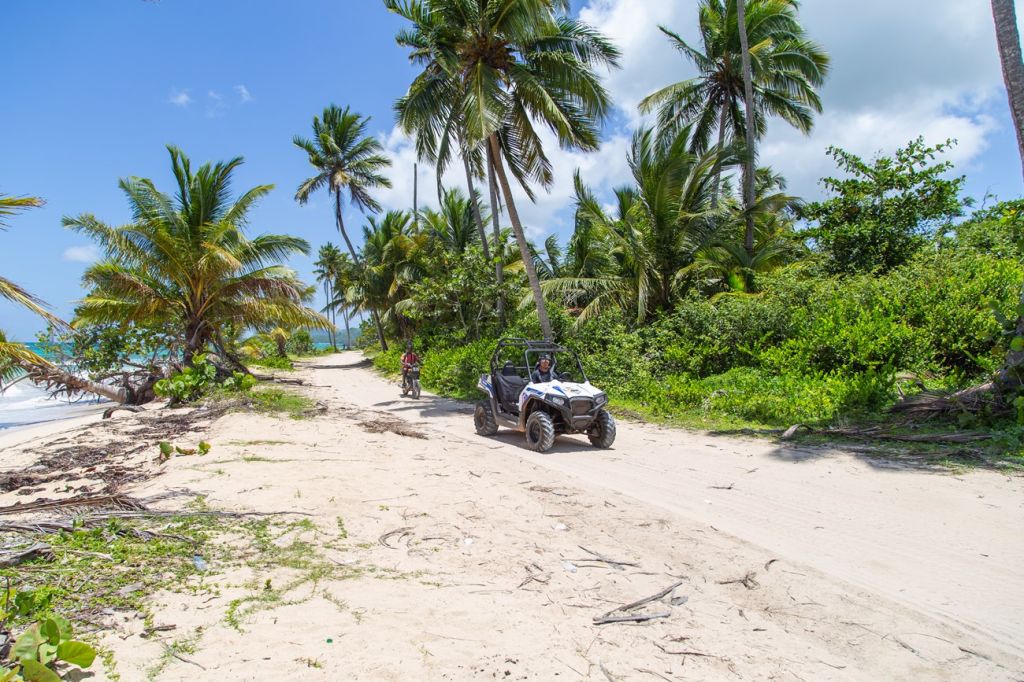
[401,363,421,399]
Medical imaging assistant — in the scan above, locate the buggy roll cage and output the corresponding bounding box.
[489,338,589,383]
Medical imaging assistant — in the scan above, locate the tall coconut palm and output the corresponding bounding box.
[736,0,758,257]
[389,0,620,340]
[64,146,328,367]
[419,187,486,255]
[991,0,1024,395]
[992,0,1024,179]
[294,105,393,350]
[329,253,359,349]
[314,243,345,351]
[542,126,739,324]
[350,211,429,339]
[639,0,829,209]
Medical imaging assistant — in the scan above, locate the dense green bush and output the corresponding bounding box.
[154,355,258,403]
[367,225,1022,430]
[420,339,494,400]
[286,330,315,355]
[372,347,402,375]
[620,367,894,426]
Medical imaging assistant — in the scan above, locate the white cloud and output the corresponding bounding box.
[374,0,1011,241]
[577,0,1010,201]
[235,84,253,103]
[168,88,192,107]
[206,90,227,118]
[62,245,100,263]
[375,125,631,240]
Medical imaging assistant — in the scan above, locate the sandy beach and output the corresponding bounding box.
[1,351,1021,681]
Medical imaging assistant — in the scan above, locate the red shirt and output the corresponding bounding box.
[402,352,419,366]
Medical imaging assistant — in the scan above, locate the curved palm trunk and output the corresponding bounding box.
[19,361,128,404]
[737,0,758,259]
[488,134,553,341]
[992,0,1024,180]
[487,145,506,328]
[462,148,492,262]
[344,307,352,350]
[334,191,389,351]
[991,0,1024,396]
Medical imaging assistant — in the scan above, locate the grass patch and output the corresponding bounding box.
[245,387,316,419]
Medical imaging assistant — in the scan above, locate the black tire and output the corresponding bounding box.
[412,380,421,400]
[474,401,498,436]
[525,411,556,453]
[588,409,616,449]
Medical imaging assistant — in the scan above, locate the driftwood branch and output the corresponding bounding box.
[0,543,53,567]
[594,581,683,626]
[103,405,144,419]
[577,545,639,570]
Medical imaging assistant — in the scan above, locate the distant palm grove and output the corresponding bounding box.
[1,0,1022,451]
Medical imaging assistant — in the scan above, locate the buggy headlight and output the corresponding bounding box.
[595,393,608,406]
[549,395,566,406]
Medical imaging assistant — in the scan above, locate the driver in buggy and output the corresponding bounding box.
[531,354,556,384]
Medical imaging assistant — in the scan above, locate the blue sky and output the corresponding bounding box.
[2,0,1021,340]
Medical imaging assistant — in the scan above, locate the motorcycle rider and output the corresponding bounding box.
[531,354,556,383]
[401,342,420,392]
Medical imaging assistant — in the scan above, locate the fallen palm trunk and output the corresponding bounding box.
[782,424,993,444]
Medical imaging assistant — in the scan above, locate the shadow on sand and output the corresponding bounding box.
[709,427,1003,473]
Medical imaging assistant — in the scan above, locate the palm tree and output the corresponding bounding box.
[736,0,758,257]
[542,126,738,324]
[349,211,428,339]
[294,105,393,350]
[64,146,328,367]
[389,0,620,341]
[314,243,345,351]
[992,0,1024,179]
[639,0,829,209]
[0,194,66,384]
[693,167,801,292]
[419,187,485,255]
[329,253,359,349]
[990,0,1024,395]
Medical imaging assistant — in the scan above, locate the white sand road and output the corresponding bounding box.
[2,350,1022,681]
[311,353,1024,670]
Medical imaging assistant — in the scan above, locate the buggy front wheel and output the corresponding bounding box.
[525,411,556,453]
[588,409,616,449]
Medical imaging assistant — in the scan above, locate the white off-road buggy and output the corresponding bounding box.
[474,339,616,453]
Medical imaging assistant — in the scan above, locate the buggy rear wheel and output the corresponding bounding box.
[588,409,616,449]
[525,411,556,453]
[474,401,498,436]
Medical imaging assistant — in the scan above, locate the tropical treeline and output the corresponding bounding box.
[306,0,1020,434]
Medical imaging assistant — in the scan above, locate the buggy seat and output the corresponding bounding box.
[496,362,528,413]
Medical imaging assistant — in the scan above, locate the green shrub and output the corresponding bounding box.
[286,330,315,355]
[893,251,1023,378]
[372,347,402,375]
[622,367,894,426]
[154,355,218,402]
[762,276,930,375]
[248,355,294,370]
[420,339,494,400]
